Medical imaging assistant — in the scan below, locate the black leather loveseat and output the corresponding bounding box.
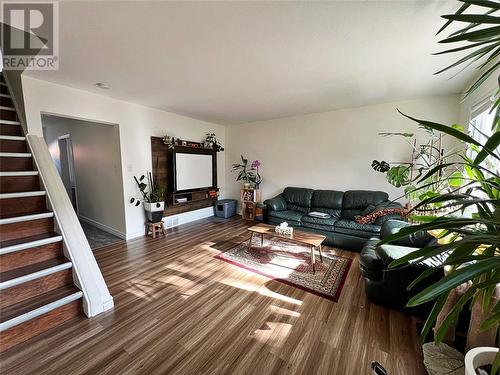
[360,220,444,314]
[263,187,404,251]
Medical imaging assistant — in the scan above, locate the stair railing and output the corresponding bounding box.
[27,135,114,317]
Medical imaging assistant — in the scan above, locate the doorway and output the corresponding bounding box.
[58,135,78,212]
[41,114,126,250]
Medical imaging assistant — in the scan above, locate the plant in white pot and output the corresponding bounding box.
[130,172,166,223]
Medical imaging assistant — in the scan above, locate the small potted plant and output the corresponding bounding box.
[232,155,252,188]
[204,133,224,152]
[162,135,175,149]
[130,172,166,222]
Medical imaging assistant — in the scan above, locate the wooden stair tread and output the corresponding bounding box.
[0,285,80,324]
[0,258,69,283]
[0,232,60,249]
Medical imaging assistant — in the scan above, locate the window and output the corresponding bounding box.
[468,98,498,169]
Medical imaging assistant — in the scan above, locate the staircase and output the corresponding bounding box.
[0,73,83,352]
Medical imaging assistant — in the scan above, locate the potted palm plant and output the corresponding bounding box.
[130,172,166,222]
[376,1,499,373]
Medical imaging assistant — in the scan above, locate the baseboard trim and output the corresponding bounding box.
[78,215,126,239]
[162,207,214,229]
[124,207,215,240]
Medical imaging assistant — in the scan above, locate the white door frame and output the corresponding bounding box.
[58,134,79,214]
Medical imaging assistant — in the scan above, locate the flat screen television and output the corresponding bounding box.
[174,152,214,191]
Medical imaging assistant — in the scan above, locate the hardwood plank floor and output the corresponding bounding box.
[0,217,425,375]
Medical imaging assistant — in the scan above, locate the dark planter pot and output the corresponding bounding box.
[144,202,165,223]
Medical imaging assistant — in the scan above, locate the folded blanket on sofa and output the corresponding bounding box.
[308,211,331,219]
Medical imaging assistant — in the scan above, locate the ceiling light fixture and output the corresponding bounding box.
[95,82,110,89]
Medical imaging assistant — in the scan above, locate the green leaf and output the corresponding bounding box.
[379,218,483,246]
[449,171,465,187]
[408,215,437,222]
[386,165,411,187]
[464,60,500,98]
[412,193,469,210]
[407,258,500,306]
[372,160,390,172]
[439,25,500,43]
[398,110,482,146]
[435,286,476,343]
[434,42,499,75]
[419,292,450,343]
[493,300,500,313]
[436,2,470,35]
[389,240,479,268]
[480,311,500,332]
[474,130,500,165]
[433,39,500,55]
[459,0,500,10]
[441,14,500,24]
[407,268,442,290]
[492,351,500,375]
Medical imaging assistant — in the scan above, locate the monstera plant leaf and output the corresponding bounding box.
[386,165,411,187]
[372,160,391,172]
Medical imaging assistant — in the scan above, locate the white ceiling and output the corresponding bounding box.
[25,1,473,125]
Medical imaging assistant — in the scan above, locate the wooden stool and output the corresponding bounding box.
[145,222,166,239]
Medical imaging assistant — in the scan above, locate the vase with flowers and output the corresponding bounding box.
[250,159,262,189]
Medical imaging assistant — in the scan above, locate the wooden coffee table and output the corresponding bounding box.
[247,223,326,273]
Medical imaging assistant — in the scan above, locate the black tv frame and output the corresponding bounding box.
[171,146,217,194]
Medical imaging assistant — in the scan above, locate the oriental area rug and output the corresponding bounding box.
[215,236,351,301]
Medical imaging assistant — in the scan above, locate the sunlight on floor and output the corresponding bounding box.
[269,305,301,318]
[157,274,206,296]
[252,321,294,347]
[124,279,157,301]
[222,279,303,305]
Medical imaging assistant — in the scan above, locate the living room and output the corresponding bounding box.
[0,1,498,374]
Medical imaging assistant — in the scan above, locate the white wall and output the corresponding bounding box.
[22,76,226,239]
[226,95,461,202]
[42,115,126,238]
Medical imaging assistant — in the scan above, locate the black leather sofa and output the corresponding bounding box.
[359,220,444,314]
[263,187,404,251]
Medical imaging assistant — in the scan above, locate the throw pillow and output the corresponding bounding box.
[361,204,376,216]
[355,207,407,224]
